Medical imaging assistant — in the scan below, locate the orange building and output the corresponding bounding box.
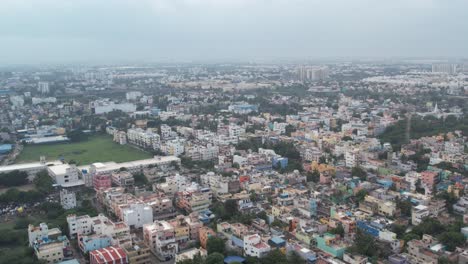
[198,227,216,249]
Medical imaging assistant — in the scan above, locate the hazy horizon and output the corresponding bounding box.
[1,0,468,64]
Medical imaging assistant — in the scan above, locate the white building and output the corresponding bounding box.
[10,95,24,107]
[122,203,153,229]
[127,128,160,150]
[126,91,143,101]
[113,131,127,145]
[80,156,181,179]
[90,99,136,114]
[161,139,185,156]
[243,234,271,258]
[154,174,189,195]
[32,97,57,105]
[38,81,50,94]
[67,214,95,239]
[229,124,245,138]
[432,64,457,75]
[67,213,131,246]
[345,149,360,168]
[60,189,77,210]
[143,221,178,261]
[296,66,330,82]
[160,124,177,141]
[47,164,83,187]
[272,122,288,134]
[186,144,219,161]
[412,205,430,225]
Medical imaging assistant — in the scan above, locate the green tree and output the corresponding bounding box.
[348,229,378,257]
[206,253,224,264]
[306,170,320,183]
[287,251,305,264]
[261,249,288,264]
[351,166,367,181]
[330,223,345,237]
[206,237,225,255]
[438,231,465,251]
[66,130,88,142]
[0,170,29,187]
[355,189,368,203]
[395,197,412,217]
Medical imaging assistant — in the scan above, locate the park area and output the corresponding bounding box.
[15,134,152,165]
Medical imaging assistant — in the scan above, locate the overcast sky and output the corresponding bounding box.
[0,0,467,64]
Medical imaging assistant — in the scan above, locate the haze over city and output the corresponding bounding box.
[0,1,467,264]
[1,0,468,64]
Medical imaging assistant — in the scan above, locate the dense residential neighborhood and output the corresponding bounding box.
[0,62,467,264]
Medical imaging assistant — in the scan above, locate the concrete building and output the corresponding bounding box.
[122,203,153,229]
[38,81,50,94]
[176,188,212,213]
[432,63,457,74]
[93,174,112,190]
[89,246,128,264]
[122,242,151,264]
[412,205,430,225]
[143,221,178,261]
[28,223,70,264]
[47,164,83,187]
[60,189,77,210]
[186,144,219,161]
[127,128,160,150]
[111,171,135,187]
[91,100,136,114]
[243,234,271,258]
[78,234,112,253]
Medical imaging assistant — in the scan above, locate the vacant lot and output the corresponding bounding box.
[15,135,152,165]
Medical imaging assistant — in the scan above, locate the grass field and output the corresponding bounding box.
[15,134,152,165]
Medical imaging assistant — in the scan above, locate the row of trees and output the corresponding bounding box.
[0,170,53,204]
[0,170,29,187]
[379,115,468,150]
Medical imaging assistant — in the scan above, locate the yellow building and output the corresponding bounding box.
[123,243,152,264]
[35,242,64,264]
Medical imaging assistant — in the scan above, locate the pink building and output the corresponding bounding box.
[421,171,438,187]
[93,174,112,191]
[320,173,332,184]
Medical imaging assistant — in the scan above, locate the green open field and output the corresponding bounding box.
[15,134,152,165]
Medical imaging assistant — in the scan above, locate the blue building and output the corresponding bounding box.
[268,236,286,248]
[356,221,380,237]
[272,157,288,169]
[310,199,317,217]
[0,144,13,154]
[78,235,112,253]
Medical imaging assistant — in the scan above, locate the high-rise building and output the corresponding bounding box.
[38,81,50,94]
[432,63,457,74]
[296,66,330,82]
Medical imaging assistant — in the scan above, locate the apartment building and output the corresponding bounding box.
[60,189,77,210]
[143,221,178,261]
[67,213,132,248]
[47,164,83,187]
[28,223,71,264]
[176,188,212,213]
[161,139,185,156]
[93,173,112,190]
[127,128,160,150]
[243,234,271,258]
[111,171,135,187]
[122,203,153,229]
[185,144,219,161]
[123,242,152,264]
